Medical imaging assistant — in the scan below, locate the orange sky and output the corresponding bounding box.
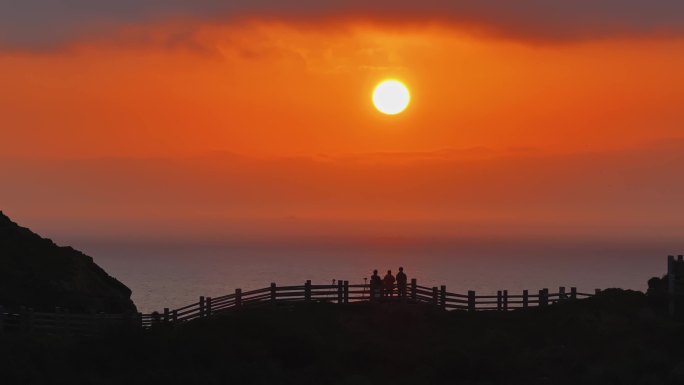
[2,21,684,158]
[1,18,684,241]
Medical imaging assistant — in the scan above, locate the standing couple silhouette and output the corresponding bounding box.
[369,267,407,300]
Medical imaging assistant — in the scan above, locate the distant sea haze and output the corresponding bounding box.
[71,235,673,313]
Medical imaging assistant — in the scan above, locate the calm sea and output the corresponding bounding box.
[68,236,675,313]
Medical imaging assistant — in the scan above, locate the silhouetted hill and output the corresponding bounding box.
[1,289,683,385]
[0,211,136,313]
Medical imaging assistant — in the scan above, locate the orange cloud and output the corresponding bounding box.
[1,22,683,159]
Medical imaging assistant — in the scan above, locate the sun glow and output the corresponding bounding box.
[372,80,410,115]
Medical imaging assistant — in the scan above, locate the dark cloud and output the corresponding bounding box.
[1,1,684,49]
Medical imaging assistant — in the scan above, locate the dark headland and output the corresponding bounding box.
[0,211,136,313]
[1,213,683,385]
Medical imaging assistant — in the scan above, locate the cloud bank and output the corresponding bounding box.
[2,140,684,241]
[2,1,684,49]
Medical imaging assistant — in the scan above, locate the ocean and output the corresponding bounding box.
[68,236,674,313]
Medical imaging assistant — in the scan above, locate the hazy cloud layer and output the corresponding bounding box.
[2,140,684,241]
[2,1,684,49]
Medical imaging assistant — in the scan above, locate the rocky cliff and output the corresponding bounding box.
[0,211,136,313]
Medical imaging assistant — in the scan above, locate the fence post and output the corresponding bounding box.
[522,290,529,308]
[206,297,212,317]
[0,305,4,335]
[537,290,543,306]
[411,279,417,301]
[337,280,344,303]
[543,288,549,306]
[62,308,69,334]
[59,307,67,335]
[305,280,312,302]
[21,307,30,333]
[595,288,602,296]
[271,283,277,303]
[19,306,26,332]
[27,308,35,333]
[432,287,439,307]
[163,308,170,323]
[669,255,676,315]
[199,296,206,317]
[172,310,178,323]
[235,289,242,307]
[570,287,577,300]
[679,255,684,315]
[468,291,476,312]
[559,286,566,301]
[54,307,59,332]
[503,290,508,311]
[497,291,502,311]
[93,312,102,335]
[440,285,447,309]
[344,281,349,304]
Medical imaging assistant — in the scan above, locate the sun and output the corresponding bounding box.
[372,80,410,115]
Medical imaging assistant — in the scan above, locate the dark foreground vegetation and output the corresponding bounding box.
[2,289,684,385]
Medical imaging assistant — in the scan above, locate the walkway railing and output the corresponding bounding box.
[140,279,599,328]
[0,281,599,334]
[0,306,139,336]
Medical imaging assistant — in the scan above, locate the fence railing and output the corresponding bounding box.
[0,280,599,334]
[140,279,599,328]
[0,305,139,336]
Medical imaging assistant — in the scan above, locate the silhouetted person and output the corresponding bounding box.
[396,267,407,299]
[151,311,161,326]
[370,270,382,300]
[383,270,396,297]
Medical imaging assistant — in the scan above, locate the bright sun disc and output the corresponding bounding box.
[373,80,410,115]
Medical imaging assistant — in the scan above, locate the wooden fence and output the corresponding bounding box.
[0,280,599,334]
[0,306,139,336]
[140,279,599,328]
